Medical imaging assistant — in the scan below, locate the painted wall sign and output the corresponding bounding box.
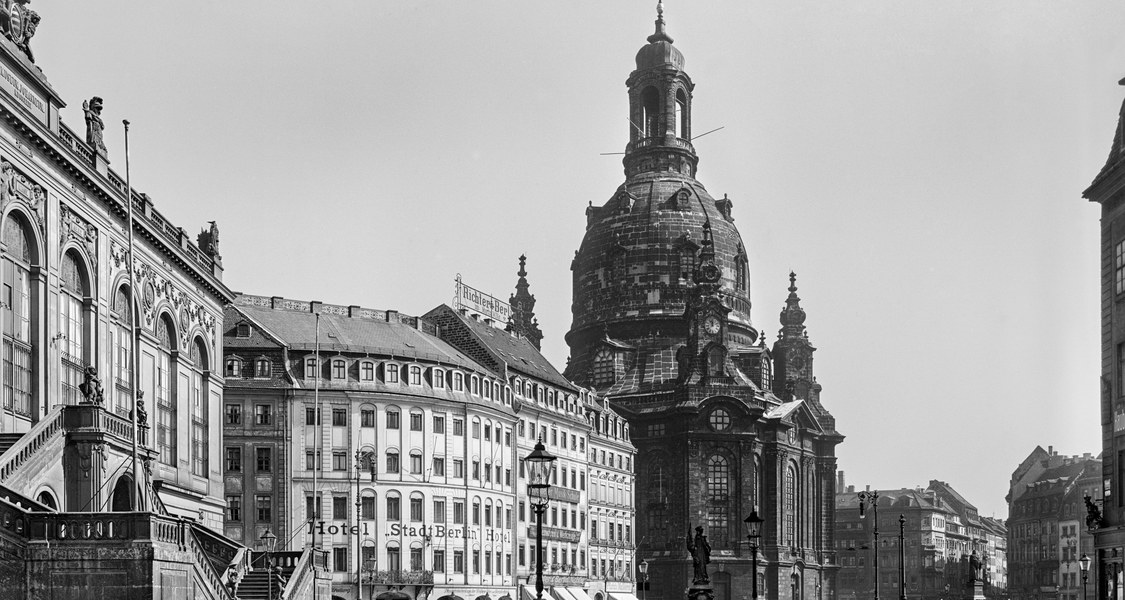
[389,523,512,543]
[308,521,371,537]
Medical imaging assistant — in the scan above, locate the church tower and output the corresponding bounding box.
[565,6,843,600]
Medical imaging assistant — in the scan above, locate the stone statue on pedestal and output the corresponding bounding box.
[686,525,711,584]
[83,96,108,158]
[78,366,104,405]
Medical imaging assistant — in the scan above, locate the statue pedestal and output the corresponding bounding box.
[687,586,714,600]
[965,579,985,600]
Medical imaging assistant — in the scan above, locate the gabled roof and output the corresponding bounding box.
[762,399,825,434]
[423,305,575,390]
[231,303,484,370]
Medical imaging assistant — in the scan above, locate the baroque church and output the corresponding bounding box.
[563,7,844,600]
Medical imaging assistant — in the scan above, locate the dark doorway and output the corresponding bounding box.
[111,476,133,511]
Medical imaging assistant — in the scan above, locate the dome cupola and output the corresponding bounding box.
[635,3,684,71]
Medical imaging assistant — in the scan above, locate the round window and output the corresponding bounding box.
[709,408,731,431]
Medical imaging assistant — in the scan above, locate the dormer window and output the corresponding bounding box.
[331,359,346,380]
[452,372,463,392]
[236,322,252,338]
[592,349,616,387]
[709,408,731,432]
[360,361,375,382]
[225,357,242,378]
[385,363,400,384]
[409,365,422,385]
[304,358,317,379]
[432,368,445,389]
[255,358,271,378]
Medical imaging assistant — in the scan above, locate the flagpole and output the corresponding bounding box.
[123,119,144,511]
[312,311,320,598]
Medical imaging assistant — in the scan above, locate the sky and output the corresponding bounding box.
[28,2,1125,519]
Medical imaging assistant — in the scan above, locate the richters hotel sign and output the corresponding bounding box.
[308,521,511,543]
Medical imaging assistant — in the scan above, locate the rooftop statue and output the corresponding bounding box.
[83,96,108,158]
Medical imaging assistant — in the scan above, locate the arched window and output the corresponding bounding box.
[735,255,748,293]
[187,337,209,477]
[675,89,688,139]
[110,286,134,414]
[59,251,88,405]
[2,214,35,416]
[707,346,724,376]
[707,455,730,545]
[592,349,615,387]
[785,464,798,547]
[155,314,176,465]
[255,358,271,378]
[641,87,661,138]
[36,489,56,510]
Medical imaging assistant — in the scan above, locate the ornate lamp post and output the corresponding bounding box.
[744,510,764,600]
[1081,553,1092,600]
[898,514,906,600]
[261,528,277,600]
[526,439,556,600]
[858,490,881,600]
[639,559,649,600]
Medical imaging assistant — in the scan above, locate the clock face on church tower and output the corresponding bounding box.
[703,316,721,335]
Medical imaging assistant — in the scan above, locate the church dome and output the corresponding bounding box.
[565,4,756,388]
[569,173,754,341]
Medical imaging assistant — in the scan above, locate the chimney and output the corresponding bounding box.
[837,471,846,491]
[847,485,855,493]
[865,484,870,492]
[1049,445,1054,456]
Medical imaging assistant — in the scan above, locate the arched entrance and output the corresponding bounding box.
[111,475,133,511]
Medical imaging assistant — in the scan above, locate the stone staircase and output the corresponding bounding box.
[0,433,23,455]
[236,567,286,600]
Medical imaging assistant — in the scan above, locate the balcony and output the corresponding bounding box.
[365,570,434,585]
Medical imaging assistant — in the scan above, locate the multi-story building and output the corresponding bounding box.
[425,294,637,600]
[0,8,243,596]
[1007,447,1100,600]
[225,294,521,600]
[224,266,638,600]
[981,516,1010,593]
[1084,75,1125,600]
[835,479,1006,600]
[585,393,638,600]
[563,7,842,599]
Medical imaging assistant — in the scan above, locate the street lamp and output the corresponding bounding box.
[1081,553,1092,600]
[745,510,764,600]
[260,528,277,600]
[526,439,556,600]
[858,490,881,600]
[639,559,649,600]
[898,514,906,600]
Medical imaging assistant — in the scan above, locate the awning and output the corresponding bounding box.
[551,588,579,600]
[609,594,641,600]
[566,588,593,600]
